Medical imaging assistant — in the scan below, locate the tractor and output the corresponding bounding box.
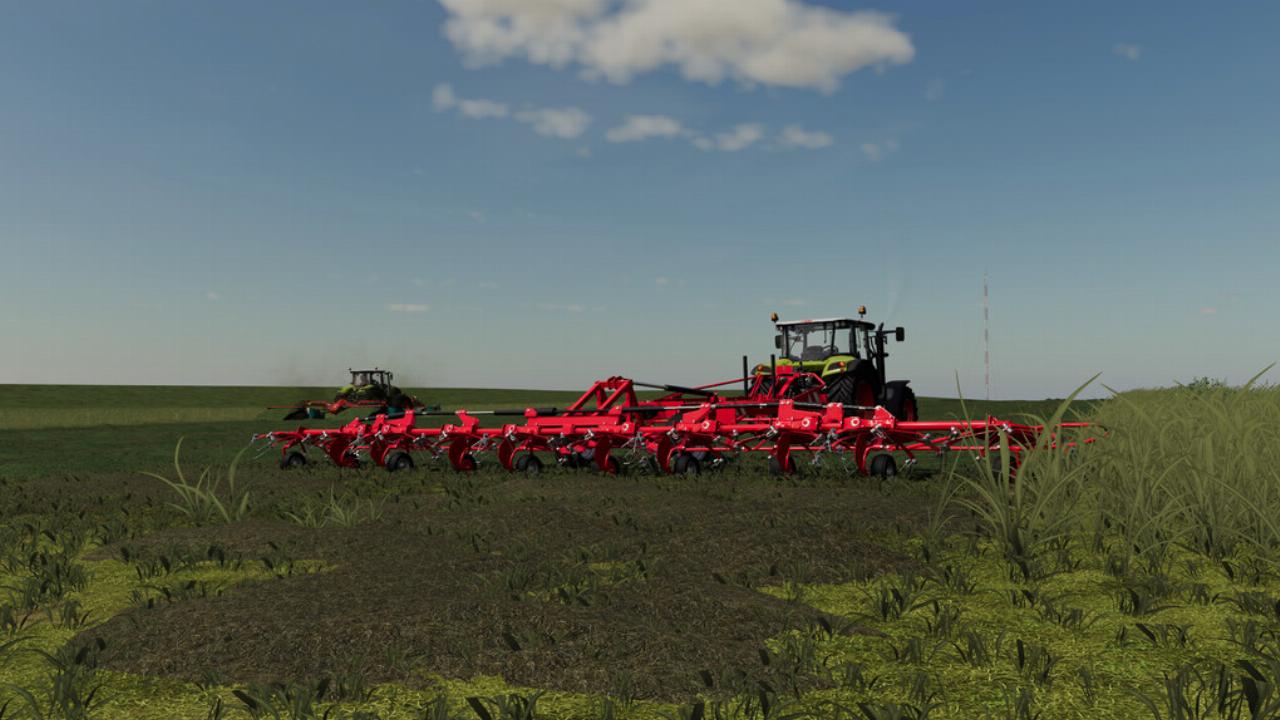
[276,368,425,420]
[762,308,918,421]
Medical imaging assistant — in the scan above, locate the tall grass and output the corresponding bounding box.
[951,373,1100,581]
[144,439,252,525]
[1089,366,1280,562]
[955,365,1280,580]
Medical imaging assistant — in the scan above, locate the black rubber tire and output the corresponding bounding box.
[987,454,1015,480]
[825,374,856,404]
[768,455,798,476]
[457,454,477,472]
[515,454,543,475]
[385,452,415,473]
[604,456,621,475]
[882,385,919,421]
[869,454,898,478]
[563,448,593,469]
[826,373,876,409]
[280,451,308,470]
[672,452,700,476]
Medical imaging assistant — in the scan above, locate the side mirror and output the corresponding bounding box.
[774,335,783,349]
[895,327,905,342]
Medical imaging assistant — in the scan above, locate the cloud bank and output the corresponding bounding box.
[439,0,914,92]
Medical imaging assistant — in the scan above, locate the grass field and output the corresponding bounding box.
[1,380,1278,719]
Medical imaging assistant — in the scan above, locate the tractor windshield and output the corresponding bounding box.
[781,322,863,361]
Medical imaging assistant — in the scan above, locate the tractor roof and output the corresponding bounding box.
[775,318,876,329]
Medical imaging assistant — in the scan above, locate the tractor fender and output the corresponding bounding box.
[819,354,860,378]
[836,359,879,385]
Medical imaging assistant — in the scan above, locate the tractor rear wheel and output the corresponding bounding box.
[826,374,876,410]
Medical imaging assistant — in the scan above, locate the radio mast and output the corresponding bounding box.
[984,270,991,401]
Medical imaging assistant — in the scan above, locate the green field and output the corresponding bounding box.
[0,385,1083,476]
[2,381,1278,719]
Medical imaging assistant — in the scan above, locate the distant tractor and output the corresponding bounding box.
[765,308,918,421]
[276,368,425,420]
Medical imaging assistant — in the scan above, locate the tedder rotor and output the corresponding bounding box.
[254,310,1099,476]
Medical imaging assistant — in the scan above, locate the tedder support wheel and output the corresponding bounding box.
[986,453,1016,481]
[385,452,415,473]
[672,452,700,476]
[456,453,478,472]
[868,454,898,478]
[768,455,798,476]
[515,454,543,475]
[280,451,308,470]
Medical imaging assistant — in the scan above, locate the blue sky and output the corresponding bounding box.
[2,1,1277,399]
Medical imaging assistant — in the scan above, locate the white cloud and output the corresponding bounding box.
[606,114,686,142]
[388,303,431,313]
[439,0,914,93]
[1200,307,1217,316]
[778,124,833,149]
[459,98,509,118]
[860,138,898,161]
[205,291,221,301]
[1113,43,1142,61]
[514,106,592,138]
[468,209,487,223]
[432,82,509,118]
[695,123,765,152]
[655,276,670,286]
[432,83,457,109]
[924,77,945,101]
[536,302,587,312]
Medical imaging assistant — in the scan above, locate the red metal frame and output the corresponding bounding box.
[256,375,1098,476]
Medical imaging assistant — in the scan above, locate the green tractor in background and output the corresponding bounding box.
[770,308,918,420]
[278,368,428,420]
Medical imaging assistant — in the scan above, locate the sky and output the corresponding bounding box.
[2,1,1277,399]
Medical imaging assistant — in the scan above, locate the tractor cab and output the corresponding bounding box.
[775,319,875,365]
[349,368,392,390]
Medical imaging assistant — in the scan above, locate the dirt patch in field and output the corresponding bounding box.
[78,467,931,700]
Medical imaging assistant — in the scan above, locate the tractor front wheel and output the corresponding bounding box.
[883,385,919,421]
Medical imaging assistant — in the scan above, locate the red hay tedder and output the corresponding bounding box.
[253,310,1098,477]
